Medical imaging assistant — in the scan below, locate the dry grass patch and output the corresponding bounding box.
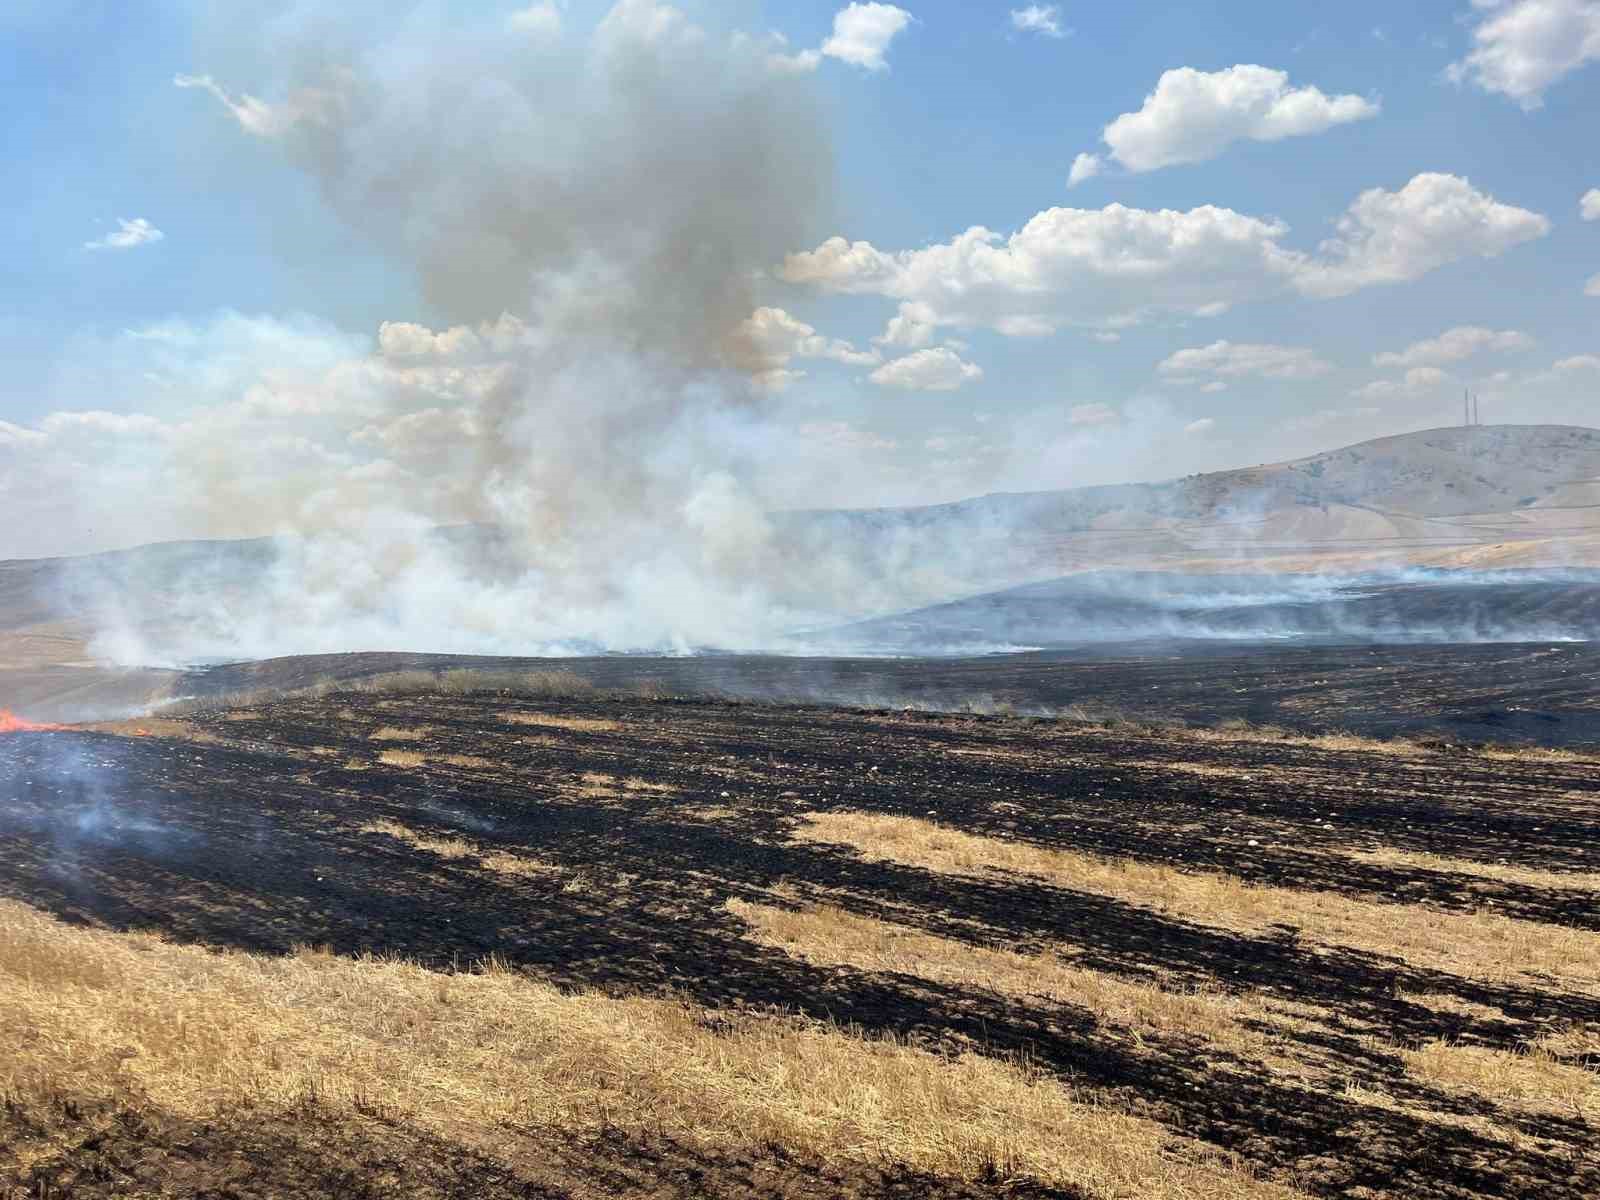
[377,749,427,768]
[1347,847,1600,892]
[361,819,476,859]
[1395,992,1509,1022]
[439,753,496,770]
[370,726,429,743]
[729,900,1282,1053]
[573,772,676,801]
[501,711,620,734]
[796,812,1600,994]
[78,717,222,744]
[1403,1039,1599,1122]
[360,820,554,879]
[0,900,1299,1199]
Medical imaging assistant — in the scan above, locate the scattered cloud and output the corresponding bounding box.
[1293,173,1550,299]
[1555,354,1600,371]
[1446,0,1600,109]
[734,307,878,390]
[821,3,913,70]
[173,71,340,138]
[1584,188,1600,220]
[376,314,526,360]
[1199,381,1228,394]
[1586,271,1600,296]
[1372,325,1535,368]
[783,174,1547,337]
[506,2,562,36]
[765,39,823,74]
[1075,64,1378,176]
[1185,417,1217,434]
[594,0,704,49]
[869,346,983,391]
[83,217,164,252]
[1091,331,1121,344]
[1067,152,1103,188]
[1158,340,1332,382]
[1068,402,1119,425]
[1010,5,1067,38]
[873,301,937,349]
[1351,365,1449,399]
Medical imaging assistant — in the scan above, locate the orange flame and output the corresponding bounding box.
[0,709,66,734]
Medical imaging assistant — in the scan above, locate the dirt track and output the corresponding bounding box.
[3,693,1598,1198]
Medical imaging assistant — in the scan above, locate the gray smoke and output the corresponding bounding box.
[88,1,912,662]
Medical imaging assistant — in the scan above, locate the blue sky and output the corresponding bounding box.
[2,1,1599,556]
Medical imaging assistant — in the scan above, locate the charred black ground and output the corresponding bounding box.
[183,637,1600,746]
[2,692,1597,1198]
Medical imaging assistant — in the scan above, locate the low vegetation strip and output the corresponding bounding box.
[358,819,554,879]
[0,899,1298,1199]
[1401,1039,1600,1123]
[794,812,1600,993]
[728,900,1600,1140]
[1344,846,1600,891]
[727,899,1283,1054]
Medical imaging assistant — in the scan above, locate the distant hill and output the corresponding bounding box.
[779,425,1600,579]
[3,425,1600,706]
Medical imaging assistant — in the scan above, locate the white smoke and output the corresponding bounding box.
[66,2,971,664]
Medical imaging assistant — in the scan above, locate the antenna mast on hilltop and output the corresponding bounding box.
[1474,392,1481,426]
[1464,388,1470,427]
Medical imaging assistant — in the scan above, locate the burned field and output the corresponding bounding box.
[183,636,1600,745]
[3,691,1599,1198]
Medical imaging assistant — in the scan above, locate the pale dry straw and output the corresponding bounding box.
[501,711,620,733]
[795,812,1600,993]
[0,900,1298,1198]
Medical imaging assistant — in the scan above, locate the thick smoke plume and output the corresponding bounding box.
[87,1,938,662]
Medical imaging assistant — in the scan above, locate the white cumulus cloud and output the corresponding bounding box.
[1372,326,1535,368]
[1158,340,1332,382]
[1446,0,1600,109]
[1294,173,1550,299]
[873,301,937,349]
[1583,187,1600,220]
[1555,354,1600,371]
[734,307,878,389]
[506,2,562,36]
[1351,365,1450,400]
[83,217,164,251]
[1586,272,1600,296]
[821,3,913,70]
[1067,152,1104,188]
[1185,417,1217,434]
[782,173,1548,337]
[1076,64,1378,176]
[1011,6,1067,38]
[869,347,982,391]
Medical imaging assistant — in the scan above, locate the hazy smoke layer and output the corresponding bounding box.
[89,2,908,663]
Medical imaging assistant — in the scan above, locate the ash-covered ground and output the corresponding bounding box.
[183,637,1600,747]
[3,693,1597,1198]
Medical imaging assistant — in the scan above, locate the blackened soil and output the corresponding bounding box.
[186,639,1600,746]
[2,696,1598,1198]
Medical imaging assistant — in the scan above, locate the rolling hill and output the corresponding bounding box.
[781,425,1600,580]
[2,425,1600,717]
